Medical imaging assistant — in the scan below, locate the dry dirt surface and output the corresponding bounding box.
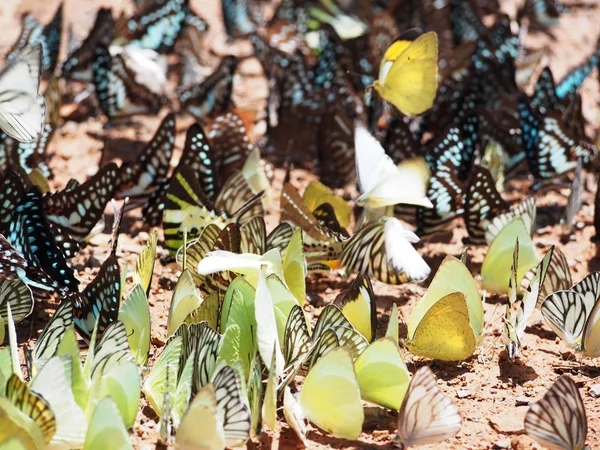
[3,0,600,449]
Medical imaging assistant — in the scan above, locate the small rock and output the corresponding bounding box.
[515,396,530,406]
[493,440,510,449]
[372,430,388,441]
[589,384,600,398]
[457,388,471,399]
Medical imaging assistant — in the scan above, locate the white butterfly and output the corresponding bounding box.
[0,44,46,142]
[397,366,462,447]
[354,124,432,211]
[524,375,588,450]
[541,272,600,357]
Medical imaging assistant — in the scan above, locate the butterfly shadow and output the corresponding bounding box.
[306,426,395,449]
[535,203,567,229]
[405,359,473,381]
[497,357,539,386]
[523,323,557,341]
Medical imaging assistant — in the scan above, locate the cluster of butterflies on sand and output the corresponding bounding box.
[0,0,600,448]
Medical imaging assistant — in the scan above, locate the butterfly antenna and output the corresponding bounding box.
[110,198,127,255]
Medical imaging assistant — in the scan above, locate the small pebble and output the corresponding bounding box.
[493,439,510,449]
[457,388,471,399]
[372,430,388,441]
[515,396,530,406]
[589,384,600,398]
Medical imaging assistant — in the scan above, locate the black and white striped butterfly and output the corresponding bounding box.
[396,366,462,447]
[0,77,59,178]
[88,320,134,380]
[341,217,430,285]
[0,44,46,143]
[541,272,600,357]
[210,363,252,446]
[26,301,73,376]
[524,375,588,450]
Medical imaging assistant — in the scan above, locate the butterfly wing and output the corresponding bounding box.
[375,32,438,116]
[210,363,252,446]
[524,375,587,450]
[0,44,46,142]
[397,366,462,446]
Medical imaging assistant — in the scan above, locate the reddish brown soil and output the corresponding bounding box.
[3,0,600,449]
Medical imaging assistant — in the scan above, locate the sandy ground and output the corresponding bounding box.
[3,0,600,449]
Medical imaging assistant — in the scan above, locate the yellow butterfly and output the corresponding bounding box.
[406,255,483,361]
[373,30,438,117]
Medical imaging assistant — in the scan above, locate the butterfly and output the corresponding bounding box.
[70,203,125,340]
[354,124,432,211]
[222,0,256,39]
[178,56,238,120]
[163,165,263,254]
[481,216,540,295]
[0,77,59,178]
[0,276,33,325]
[6,5,63,75]
[331,275,376,342]
[115,113,176,200]
[113,0,190,53]
[280,183,344,268]
[26,301,73,376]
[62,8,115,81]
[524,375,588,450]
[84,397,132,449]
[396,366,462,446]
[519,97,594,180]
[3,374,57,445]
[354,335,410,410]
[555,37,600,100]
[503,242,553,360]
[118,283,151,366]
[406,255,483,361]
[464,166,511,245]
[541,272,600,357]
[0,44,46,143]
[176,362,251,447]
[417,122,479,236]
[8,188,79,292]
[372,29,438,116]
[44,162,119,239]
[341,217,430,285]
[92,44,166,119]
[298,346,364,440]
[562,160,583,234]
